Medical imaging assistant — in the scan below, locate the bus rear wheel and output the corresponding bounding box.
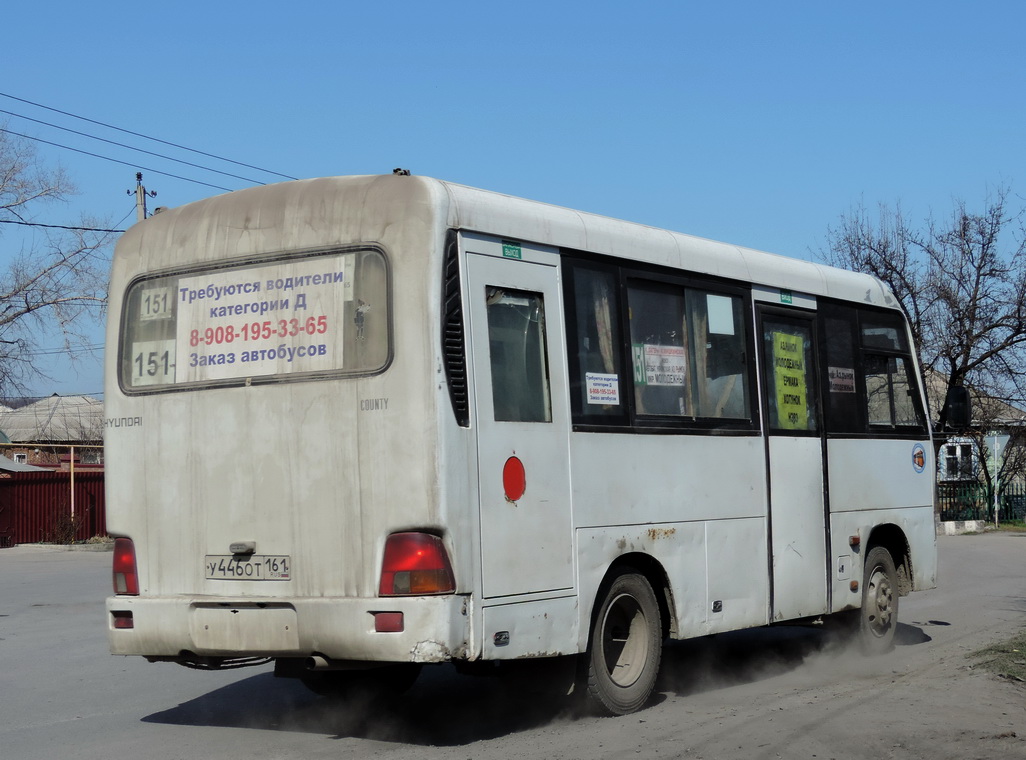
[858,546,899,655]
[586,571,662,715]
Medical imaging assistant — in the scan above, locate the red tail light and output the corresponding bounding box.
[379,532,455,596]
[112,538,139,595]
[111,610,134,629]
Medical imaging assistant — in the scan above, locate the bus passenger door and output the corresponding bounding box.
[465,240,575,599]
[758,307,829,621]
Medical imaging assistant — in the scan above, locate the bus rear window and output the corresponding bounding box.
[119,248,389,391]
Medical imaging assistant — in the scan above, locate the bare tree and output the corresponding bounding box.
[823,188,1026,425]
[0,126,113,394]
[822,187,1026,506]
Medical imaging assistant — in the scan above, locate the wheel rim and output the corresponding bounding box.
[865,564,895,638]
[600,592,651,687]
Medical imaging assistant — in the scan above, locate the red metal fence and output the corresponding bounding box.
[0,471,106,547]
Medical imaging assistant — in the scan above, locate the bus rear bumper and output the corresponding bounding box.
[106,594,471,664]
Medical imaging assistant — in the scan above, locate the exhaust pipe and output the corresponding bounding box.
[304,655,378,671]
[307,655,331,670]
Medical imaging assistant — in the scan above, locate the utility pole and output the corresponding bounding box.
[128,172,157,222]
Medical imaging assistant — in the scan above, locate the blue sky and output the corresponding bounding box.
[4,1,1026,398]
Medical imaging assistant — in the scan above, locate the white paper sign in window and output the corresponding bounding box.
[641,344,687,387]
[173,257,349,384]
[121,249,388,390]
[586,372,620,405]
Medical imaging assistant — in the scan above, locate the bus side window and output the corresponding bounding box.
[820,304,861,434]
[860,310,925,430]
[688,291,749,419]
[569,267,624,419]
[864,354,921,428]
[627,283,690,417]
[485,287,552,423]
[890,357,920,425]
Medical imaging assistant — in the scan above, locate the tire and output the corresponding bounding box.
[586,571,663,715]
[299,663,422,702]
[858,546,899,655]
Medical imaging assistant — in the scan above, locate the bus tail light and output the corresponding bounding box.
[113,538,139,595]
[111,610,134,629]
[379,532,455,596]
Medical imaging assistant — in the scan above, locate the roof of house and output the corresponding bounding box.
[925,371,1026,429]
[0,454,47,472]
[0,395,104,444]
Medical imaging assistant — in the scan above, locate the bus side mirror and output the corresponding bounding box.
[942,386,971,430]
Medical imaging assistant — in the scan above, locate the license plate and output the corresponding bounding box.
[205,555,291,580]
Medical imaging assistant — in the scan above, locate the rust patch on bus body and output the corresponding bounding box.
[647,527,677,541]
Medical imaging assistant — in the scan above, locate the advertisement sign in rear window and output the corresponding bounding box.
[120,249,388,391]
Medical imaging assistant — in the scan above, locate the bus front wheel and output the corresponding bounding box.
[858,546,899,655]
[586,570,662,715]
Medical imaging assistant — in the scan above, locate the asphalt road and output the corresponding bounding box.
[1,533,1024,760]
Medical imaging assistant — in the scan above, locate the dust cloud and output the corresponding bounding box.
[141,622,901,745]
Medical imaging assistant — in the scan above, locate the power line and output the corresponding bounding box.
[0,127,234,192]
[19,344,104,357]
[0,391,105,404]
[0,201,134,234]
[0,107,270,186]
[0,91,297,181]
[112,206,135,230]
[0,219,125,233]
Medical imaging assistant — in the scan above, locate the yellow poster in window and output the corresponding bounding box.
[773,331,808,430]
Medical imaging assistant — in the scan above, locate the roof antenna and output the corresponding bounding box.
[392,168,411,176]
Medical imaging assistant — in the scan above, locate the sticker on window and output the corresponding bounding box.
[173,257,349,384]
[121,249,389,391]
[706,294,736,336]
[828,366,855,394]
[586,372,620,405]
[773,331,808,430]
[633,344,687,387]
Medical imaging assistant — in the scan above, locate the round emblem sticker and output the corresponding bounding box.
[912,443,926,473]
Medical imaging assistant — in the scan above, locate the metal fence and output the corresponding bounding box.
[937,481,1026,523]
[7,467,1019,541]
[0,471,106,547]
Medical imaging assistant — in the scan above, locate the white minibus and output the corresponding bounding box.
[106,174,936,714]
